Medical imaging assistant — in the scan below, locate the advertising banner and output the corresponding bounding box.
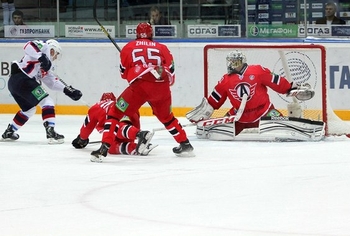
[126,25,177,38]
[331,25,350,37]
[298,25,331,37]
[4,25,55,38]
[65,25,115,38]
[187,25,241,38]
[248,24,350,38]
[248,24,298,38]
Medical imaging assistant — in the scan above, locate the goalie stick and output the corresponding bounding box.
[278,50,314,101]
[196,93,247,128]
[93,0,122,52]
[152,93,248,132]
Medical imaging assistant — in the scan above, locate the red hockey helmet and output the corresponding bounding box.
[100,92,116,101]
[136,22,153,39]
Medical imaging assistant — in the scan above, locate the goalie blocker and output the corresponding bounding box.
[196,116,325,142]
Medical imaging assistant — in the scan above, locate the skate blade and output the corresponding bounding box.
[0,138,17,142]
[47,138,64,144]
[140,144,158,156]
[90,155,104,163]
[175,150,196,157]
[137,131,155,154]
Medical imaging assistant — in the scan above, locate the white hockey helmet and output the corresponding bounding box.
[46,39,62,60]
[226,50,246,74]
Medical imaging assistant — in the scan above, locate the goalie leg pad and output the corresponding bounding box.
[208,123,235,141]
[186,97,214,123]
[259,116,325,141]
[196,122,236,141]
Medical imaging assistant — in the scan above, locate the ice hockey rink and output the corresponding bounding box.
[1,114,350,236]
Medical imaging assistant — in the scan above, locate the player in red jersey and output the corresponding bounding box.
[90,22,194,161]
[187,50,315,139]
[72,92,156,159]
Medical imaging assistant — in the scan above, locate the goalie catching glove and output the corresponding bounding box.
[287,82,315,101]
[64,86,82,101]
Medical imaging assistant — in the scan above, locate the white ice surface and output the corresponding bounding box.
[1,114,350,236]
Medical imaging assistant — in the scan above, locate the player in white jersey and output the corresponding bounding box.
[1,39,82,144]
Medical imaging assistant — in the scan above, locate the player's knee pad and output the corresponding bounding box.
[287,102,302,118]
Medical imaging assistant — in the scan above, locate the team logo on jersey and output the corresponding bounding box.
[229,82,256,101]
[31,86,47,100]
[116,97,129,112]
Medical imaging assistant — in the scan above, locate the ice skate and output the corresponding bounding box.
[1,124,19,141]
[173,140,195,157]
[140,143,158,156]
[44,121,64,144]
[136,131,154,154]
[90,143,110,163]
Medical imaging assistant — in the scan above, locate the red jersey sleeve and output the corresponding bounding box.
[253,65,292,94]
[79,101,114,139]
[79,103,101,140]
[207,75,229,110]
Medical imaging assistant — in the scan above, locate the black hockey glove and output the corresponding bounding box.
[72,135,89,149]
[64,86,82,101]
[38,53,52,72]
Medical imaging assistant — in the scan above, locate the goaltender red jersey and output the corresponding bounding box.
[120,38,175,85]
[207,64,292,123]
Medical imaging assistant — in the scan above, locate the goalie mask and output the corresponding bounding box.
[46,39,62,61]
[226,51,246,74]
[100,92,116,102]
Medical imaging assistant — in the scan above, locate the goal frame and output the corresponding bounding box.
[203,44,349,137]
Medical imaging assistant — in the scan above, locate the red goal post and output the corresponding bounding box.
[203,44,350,137]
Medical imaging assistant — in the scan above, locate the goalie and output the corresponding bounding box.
[186,50,324,142]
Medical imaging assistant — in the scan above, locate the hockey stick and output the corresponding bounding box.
[89,140,101,145]
[152,94,248,132]
[234,93,247,122]
[56,76,91,107]
[152,122,196,132]
[278,51,315,102]
[278,50,299,103]
[197,94,247,127]
[93,0,121,52]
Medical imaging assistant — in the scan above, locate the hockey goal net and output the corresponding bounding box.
[204,44,350,137]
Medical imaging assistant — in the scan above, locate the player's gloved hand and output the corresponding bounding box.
[72,135,89,149]
[64,86,82,101]
[38,53,52,72]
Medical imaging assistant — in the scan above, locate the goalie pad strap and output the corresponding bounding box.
[186,97,214,123]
